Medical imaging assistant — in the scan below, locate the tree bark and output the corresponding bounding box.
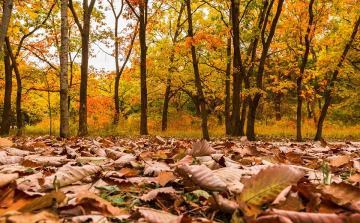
[139,1,149,135]
[60,0,69,138]
[186,0,210,140]
[161,4,184,131]
[246,0,284,141]
[0,0,14,56]
[296,0,314,142]
[1,40,12,135]
[5,37,22,134]
[225,26,232,135]
[231,0,242,136]
[114,32,136,124]
[315,15,360,140]
[162,82,171,131]
[69,0,96,136]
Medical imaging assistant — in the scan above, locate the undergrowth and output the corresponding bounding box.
[9,115,360,141]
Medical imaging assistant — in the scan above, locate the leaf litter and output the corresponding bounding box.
[0,136,360,222]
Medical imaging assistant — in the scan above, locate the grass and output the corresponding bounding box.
[6,115,360,142]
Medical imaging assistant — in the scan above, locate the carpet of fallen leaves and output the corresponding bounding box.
[1,135,360,223]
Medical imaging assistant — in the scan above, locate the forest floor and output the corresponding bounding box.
[0,135,360,223]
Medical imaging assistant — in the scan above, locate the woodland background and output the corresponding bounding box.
[0,0,360,141]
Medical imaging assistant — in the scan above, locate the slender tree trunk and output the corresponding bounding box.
[315,15,360,140]
[162,82,171,131]
[139,2,149,135]
[161,4,184,131]
[296,0,314,142]
[48,91,52,136]
[0,0,14,56]
[60,0,69,138]
[114,33,136,124]
[307,101,312,119]
[1,41,12,135]
[274,92,281,121]
[5,38,22,134]
[231,0,242,136]
[246,0,284,141]
[186,0,210,140]
[239,98,247,135]
[225,31,232,135]
[73,0,95,136]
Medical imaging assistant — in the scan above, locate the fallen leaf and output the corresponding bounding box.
[0,138,13,147]
[175,163,227,191]
[239,165,305,217]
[140,187,175,202]
[42,162,101,189]
[76,190,125,216]
[157,171,176,186]
[131,207,183,223]
[0,173,19,187]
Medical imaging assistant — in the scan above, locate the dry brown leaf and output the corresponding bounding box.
[143,161,170,176]
[175,163,227,191]
[207,195,239,214]
[112,154,137,166]
[239,165,305,217]
[213,168,244,184]
[140,187,175,202]
[330,155,350,167]
[19,191,66,213]
[16,172,43,192]
[42,162,101,189]
[157,171,176,186]
[318,182,360,212]
[131,207,183,223]
[6,148,30,156]
[72,215,109,223]
[345,173,360,184]
[175,155,195,165]
[105,148,127,160]
[187,139,216,156]
[75,157,111,166]
[0,156,22,165]
[0,211,59,223]
[264,209,359,223]
[227,180,244,195]
[90,146,107,157]
[0,138,13,147]
[76,190,125,216]
[155,136,166,145]
[0,173,19,187]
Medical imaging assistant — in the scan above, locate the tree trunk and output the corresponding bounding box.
[139,1,149,135]
[5,38,22,134]
[60,0,69,138]
[1,41,12,135]
[0,0,14,56]
[239,98,247,135]
[246,0,284,141]
[307,101,312,119]
[114,32,136,124]
[274,92,281,121]
[186,0,210,141]
[311,101,317,124]
[75,0,96,136]
[315,15,360,140]
[296,0,314,142]
[114,16,120,124]
[225,29,231,135]
[162,83,171,131]
[231,0,242,136]
[161,4,184,131]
